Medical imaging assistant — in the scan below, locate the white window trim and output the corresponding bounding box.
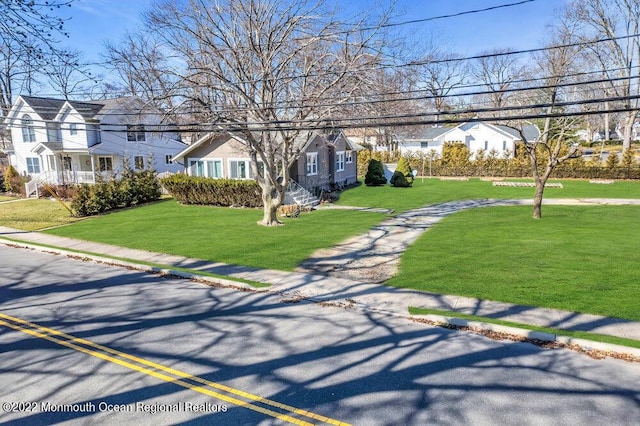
[336,151,345,172]
[207,159,224,178]
[98,156,114,172]
[26,157,41,174]
[306,152,318,176]
[127,124,146,142]
[345,150,353,164]
[188,158,224,178]
[22,115,36,143]
[228,158,252,179]
[134,155,145,170]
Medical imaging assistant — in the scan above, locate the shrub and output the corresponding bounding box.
[161,174,262,207]
[364,159,387,186]
[70,171,162,217]
[390,157,414,187]
[4,165,21,193]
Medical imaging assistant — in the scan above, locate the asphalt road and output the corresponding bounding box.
[1,245,639,425]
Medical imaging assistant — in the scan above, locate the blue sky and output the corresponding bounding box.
[62,0,566,70]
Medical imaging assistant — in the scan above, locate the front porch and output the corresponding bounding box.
[25,147,120,197]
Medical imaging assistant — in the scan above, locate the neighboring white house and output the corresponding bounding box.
[395,122,541,158]
[5,95,186,194]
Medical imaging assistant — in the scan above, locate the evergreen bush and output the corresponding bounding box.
[161,174,262,207]
[70,170,162,217]
[364,159,387,186]
[390,157,414,187]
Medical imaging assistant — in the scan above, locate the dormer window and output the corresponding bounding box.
[70,123,78,135]
[127,124,146,142]
[22,115,36,142]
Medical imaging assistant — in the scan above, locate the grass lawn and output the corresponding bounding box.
[0,198,80,230]
[389,205,640,321]
[336,178,640,211]
[0,195,19,202]
[5,179,640,324]
[44,199,386,271]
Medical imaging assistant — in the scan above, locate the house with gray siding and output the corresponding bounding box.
[171,130,362,195]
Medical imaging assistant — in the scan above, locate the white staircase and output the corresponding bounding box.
[24,171,56,198]
[285,179,320,207]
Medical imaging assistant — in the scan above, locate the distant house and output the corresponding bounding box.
[395,122,540,158]
[343,127,396,152]
[171,130,362,195]
[4,95,186,194]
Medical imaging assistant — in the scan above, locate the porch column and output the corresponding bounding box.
[90,156,96,183]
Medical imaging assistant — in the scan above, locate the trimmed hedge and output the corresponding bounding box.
[161,174,262,207]
[358,145,640,180]
[71,170,161,217]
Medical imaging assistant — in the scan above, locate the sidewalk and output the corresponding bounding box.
[1,224,639,358]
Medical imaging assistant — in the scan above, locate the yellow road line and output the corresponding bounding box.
[0,312,350,426]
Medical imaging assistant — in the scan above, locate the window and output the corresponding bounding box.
[98,156,113,171]
[22,115,36,143]
[345,150,353,163]
[306,153,318,176]
[26,157,40,174]
[502,141,507,151]
[484,141,489,150]
[189,160,204,176]
[61,156,72,171]
[189,159,223,178]
[165,154,173,165]
[420,142,429,149]
[229,159,248,179]
[127,124,146,142]
[207,160,223,178]
[134,155,144,170]
[336,151,345,172]
[70,123,78,135]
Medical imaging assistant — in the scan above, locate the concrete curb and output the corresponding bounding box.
[0,238,259,292]
[413,314,640,360]
[2,237,639,361]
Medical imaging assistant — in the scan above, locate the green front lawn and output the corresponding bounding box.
[336,178,640,211]
[44,200,386,271]
[390,205,640,321]
[5,179,640,324]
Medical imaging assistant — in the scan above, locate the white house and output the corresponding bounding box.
[5,95,186,194]
[395,122,541,158]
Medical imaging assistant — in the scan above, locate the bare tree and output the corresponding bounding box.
[416,37,467,118]
[472,49,527,116]
[568,0,640,151]
[522,21,582,219]
[146,0,390,225]
[0,0,74,117]
[46,48,97,99]
[103,32,179,117]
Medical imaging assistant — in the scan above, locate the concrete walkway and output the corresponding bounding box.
[301,198,640,283]
[1,197,640,356]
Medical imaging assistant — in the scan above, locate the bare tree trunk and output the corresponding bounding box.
[622,111,637,151]
[532,181,544,219]
[259,183,281,226]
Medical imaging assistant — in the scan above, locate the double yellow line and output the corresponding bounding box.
[0,312,350,426]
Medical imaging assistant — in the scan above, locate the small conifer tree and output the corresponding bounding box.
[364,159,387,186]
[390,157,414,187]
